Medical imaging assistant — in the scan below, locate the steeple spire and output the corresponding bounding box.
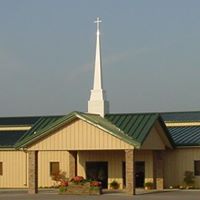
[88,17,109,117]
[93,17,102,90]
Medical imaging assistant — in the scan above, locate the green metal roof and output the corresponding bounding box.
[161,111,200,122]
[0,131,27,148]
[105,113,160,144]
[0,116,40,126]
[160,111,200,146]
[167,126,200,146]
[15,116,64,147]
[4,111,200,149]
[15,112,168,149]
[15,112,141,148]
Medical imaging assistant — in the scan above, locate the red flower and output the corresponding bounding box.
[71,176,84,183]
[60,180,68,187]
[90,181,101,187]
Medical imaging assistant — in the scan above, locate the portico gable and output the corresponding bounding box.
[27,118,134,151]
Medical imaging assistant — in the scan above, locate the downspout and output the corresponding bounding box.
[23,148,28,187]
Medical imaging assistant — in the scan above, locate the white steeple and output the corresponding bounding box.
[88,17,109,117]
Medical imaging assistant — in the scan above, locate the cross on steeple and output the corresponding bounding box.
[94,17,102,35]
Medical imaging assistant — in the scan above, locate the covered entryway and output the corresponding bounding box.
[86,161,108,188]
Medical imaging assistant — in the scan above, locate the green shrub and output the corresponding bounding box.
[110,180,120,189]
[184,171,195,188]
[144,182,154,189]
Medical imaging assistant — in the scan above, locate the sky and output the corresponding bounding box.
[0,0,200,116]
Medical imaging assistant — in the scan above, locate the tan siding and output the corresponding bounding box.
[0,149,155,188]
[155,121,173,149]
[164,148,200,188]
[38,151,69,187]
[141,127,165,150]
[29,119,133,151]
[0,151,27,188]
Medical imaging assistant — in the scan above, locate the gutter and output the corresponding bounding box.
[176,146,200,148]
[0,147,15,150]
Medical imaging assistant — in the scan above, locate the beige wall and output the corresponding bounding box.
[28,119,133,151]
[0,150,27,188]
[141,127,165,150]
[141,121,172,150]
[38,151,69,187]
[164,148,200,188]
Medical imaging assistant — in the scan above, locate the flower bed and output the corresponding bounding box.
[58,176,102,195]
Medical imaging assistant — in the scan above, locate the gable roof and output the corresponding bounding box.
[15,112,168,149]
[15,112,139,148]
[2,111,200,149]
[105,113,171,145]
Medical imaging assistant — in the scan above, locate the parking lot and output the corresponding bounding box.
[0,189,200,200]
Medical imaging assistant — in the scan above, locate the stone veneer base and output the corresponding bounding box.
[59,183,102,195]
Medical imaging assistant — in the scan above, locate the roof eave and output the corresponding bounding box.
[15,112,79,149]
[176,144,200,148]
[0,147,16,150]
[158,115,176,148]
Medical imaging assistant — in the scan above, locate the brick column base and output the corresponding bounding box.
[28,151,38,194]
[125,149,135,195]
[153,150,164,190]
[69,151,77,180]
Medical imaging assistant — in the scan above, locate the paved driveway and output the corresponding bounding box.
[0,190,200,200]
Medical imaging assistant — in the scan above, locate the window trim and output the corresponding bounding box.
[0,162,3,176]
[50,162,59,176]
[194,160,200,176]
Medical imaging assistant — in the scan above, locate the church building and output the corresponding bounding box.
[0,18,200,195]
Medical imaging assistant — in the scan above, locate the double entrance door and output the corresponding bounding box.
[86,161,145,189]
[86,161,108,188]
[123,161,145,188]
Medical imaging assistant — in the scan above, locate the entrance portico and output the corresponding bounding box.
[25,112,173,195]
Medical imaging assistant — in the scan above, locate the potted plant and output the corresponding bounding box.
[110,180,120,189]
[183,171,195,189]
[144,182,154,190]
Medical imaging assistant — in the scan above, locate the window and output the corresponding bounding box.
[50,162,59,176]
[0,162,2,175]
[194,161,200,176]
